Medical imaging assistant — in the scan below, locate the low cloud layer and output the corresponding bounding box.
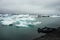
[0,0,60,15]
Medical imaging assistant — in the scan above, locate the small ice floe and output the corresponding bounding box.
[50,15,60,18]
[33,21,42,25]
[1,20,15,25]
[15,24,28,27]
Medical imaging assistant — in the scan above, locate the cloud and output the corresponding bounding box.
[0,0,60,15]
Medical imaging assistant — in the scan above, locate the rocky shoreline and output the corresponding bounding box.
[33,27,60,40]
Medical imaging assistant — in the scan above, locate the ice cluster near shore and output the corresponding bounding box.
[0,14,41,27]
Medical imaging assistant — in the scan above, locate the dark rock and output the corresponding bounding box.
[37,27,56,33]
[9,24,13,26]
[34,27,60,40]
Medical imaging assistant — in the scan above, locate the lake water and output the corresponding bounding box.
[0,16,60,40]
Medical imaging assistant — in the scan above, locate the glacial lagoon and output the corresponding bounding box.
[0,14,60,40]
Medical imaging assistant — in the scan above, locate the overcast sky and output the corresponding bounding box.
[0,0,60,15]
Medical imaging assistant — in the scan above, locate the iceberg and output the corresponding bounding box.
[0,14,41,27]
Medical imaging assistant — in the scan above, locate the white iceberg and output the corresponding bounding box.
[0,14,41,27]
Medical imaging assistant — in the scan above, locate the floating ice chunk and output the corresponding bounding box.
[28,17,35,20]
[15,24,28,27]
[33,22,42,25]
[17,15,29,18]
[50,15,60,17]
[1,20,14,25]
[15,21,28,27]
[1,17,16,25]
